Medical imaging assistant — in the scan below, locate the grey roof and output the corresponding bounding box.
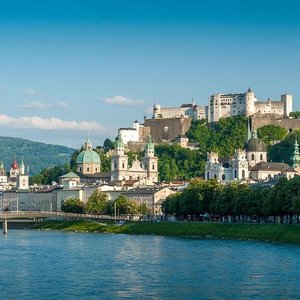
[246,137,267,152]
[251,162,295,172]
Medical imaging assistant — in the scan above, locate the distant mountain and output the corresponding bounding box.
[0,137,75,175]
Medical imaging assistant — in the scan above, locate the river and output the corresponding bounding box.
[1,230,300,299]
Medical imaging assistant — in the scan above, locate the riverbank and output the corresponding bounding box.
[34,220,300,244]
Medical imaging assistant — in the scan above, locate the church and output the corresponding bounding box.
[205,124,299,183]
[111,134,158,186]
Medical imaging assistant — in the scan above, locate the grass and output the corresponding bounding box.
[33,220,300,244]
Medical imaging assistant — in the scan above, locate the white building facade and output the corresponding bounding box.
[208,88,293,123]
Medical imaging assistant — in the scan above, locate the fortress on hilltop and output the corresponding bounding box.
[208,88,292,123]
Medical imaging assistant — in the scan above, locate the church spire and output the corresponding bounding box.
[291,135,300,168]
[246,117,252,143]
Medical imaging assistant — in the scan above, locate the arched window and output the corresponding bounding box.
[114,162,117,169]
[242,169,245,179]
[222,174,225,180]
[122,163,125,169]
[214,174,217,179]
[260,154,263,161]
[234,170,237,178]
[152,164,155,170]
[251,154,255,160]
[207,172,210,179]
[87,167,90,172]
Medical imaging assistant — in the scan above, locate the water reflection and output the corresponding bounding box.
[1,230,300,299]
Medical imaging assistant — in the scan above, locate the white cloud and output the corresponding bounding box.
[103,96,144,106]
[24,88,37,96]
[19,101,70,110]
[19,101,51,110]
[0,114,103,131]
[56,102,69,109]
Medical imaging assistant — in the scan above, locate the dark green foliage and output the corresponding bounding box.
[0,137,74,175]
[289,111,300,118]
[30,163,71,185]
[163,176,300,223]
[103,138,115,152]
[187,116,248,157]
[257,124,288,146]
[155,144,204,181]
[61,198,84,214]
[269,131,300,165]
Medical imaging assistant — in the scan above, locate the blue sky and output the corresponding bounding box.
[0,0,299,148]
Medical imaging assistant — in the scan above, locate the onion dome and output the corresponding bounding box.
[115,134,124,149]
[76,138,101,164]
[246,130,267,152]
[11,157,19,170]
[145,135,154,151]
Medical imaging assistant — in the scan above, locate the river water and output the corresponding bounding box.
[1,230,300,299]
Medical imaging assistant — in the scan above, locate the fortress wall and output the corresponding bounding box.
[144,118,192,142]
[252,115,300,131]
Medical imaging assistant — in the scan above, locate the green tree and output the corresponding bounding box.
[85,190,108,214]
[103,138,115,152]
[257,124,288,146]
[61,198,84,214]
[114,195,138,216]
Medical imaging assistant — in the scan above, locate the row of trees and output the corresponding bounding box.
[61,190,150,216]
[162,176,300,224]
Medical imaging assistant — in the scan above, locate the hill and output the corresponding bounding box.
[0,137,75,175]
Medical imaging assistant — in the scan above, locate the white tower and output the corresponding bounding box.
[245,87,256,117]
[111,134,128,182]
[232,149,248,180]
[142,136,158,183]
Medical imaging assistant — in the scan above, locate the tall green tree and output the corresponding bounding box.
[85,190,108,214]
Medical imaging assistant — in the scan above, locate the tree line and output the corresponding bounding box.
[61,190,150,217]
[162,176,300,224]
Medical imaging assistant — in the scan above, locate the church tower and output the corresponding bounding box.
[17,157,29,190]
[142,136,158,184]
[291,135,300,168]
[232,149,248,180]
[111,134,128,182]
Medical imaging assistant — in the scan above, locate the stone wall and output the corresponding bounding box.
[252,115,300,131]
[144,118,192,142]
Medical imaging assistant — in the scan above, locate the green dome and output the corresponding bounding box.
[145,135,154,151]
[76,149,101,164]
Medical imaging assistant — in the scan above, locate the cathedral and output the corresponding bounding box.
[205,123,298,183]
[111,134,158,186]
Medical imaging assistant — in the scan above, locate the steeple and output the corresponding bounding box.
[20,156,25,175]
[252,130,258,139]
[291,135,300,168]
[85,134,93,150]
[246,117,252,143]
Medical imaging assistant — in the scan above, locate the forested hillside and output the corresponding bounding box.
[0,137,75,175]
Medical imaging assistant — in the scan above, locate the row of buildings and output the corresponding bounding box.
[117,88,293,149]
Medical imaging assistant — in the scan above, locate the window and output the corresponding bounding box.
[87,167,90,172]
[207,172,210,179]
[242,170,245,179]
[122,163,125,168]
[152,164,155,170]
[251,154,255,160]
[234,170,237,178]
[222,174,225,180]
[260,154,263,161]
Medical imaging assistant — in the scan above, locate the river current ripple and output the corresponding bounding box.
[1,230,300,299]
